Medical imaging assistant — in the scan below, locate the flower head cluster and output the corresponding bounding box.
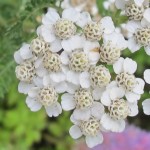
[114,0,150,54]
[14,5,147,148]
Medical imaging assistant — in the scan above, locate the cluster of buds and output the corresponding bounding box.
[14,2,148,148]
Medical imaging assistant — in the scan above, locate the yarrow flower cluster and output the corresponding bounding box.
[14,2,149,148]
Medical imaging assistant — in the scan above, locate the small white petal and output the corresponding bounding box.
[113,57,124,74]
[73,108,91,121]
[50,39,62,52]
[33,76,43,88]
[88,52,100,65]
[62,8,80,22]
[126,21,141,34]
[50,72,66,83]
[143,8,150,23]
[43,75,51,87]
[123,58,137,74]
[125,91,140,102]
[61,93,75,111]
[76,12,91,28]
[100,17,115,34]
[20,44,33,59]
[142,99,150,115]
[106,81,118,90]
[67,71,80,85]
[66,82,80,94]
[40,25,56,43]
[69,125,82,139]
[36,65,48,77]
[128,102,138,116]
[62,35,84,52]
[55,81,68,93]
[115,0,126,9]
[92,87,105,100]
[91,102,105,119]
[14,51,23,64]
[28,87,39,98]
[134,0,144,6]
[144,69,150,84]
[128,37,141,53]
[18,82,34,94]
[110,87,125,100]
[101,91,111,106]
[101,114,125,132]
[45,102,62,117]
[42,8,60,25]
[26,97,42,112]
[133,78,145,94]
[79,72,90,88]
[85,133,103,148]
[145,46,150,56]
[60,51,69,65]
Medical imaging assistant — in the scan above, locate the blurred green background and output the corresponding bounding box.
[0,0,150,150]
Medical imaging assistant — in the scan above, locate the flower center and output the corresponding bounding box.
[100,43,121,64]
[90,65,111,88]
[69,50,89,72]
[116,72,137,91]
[135,27,150,46]
[54,18,77,39]
[108,99,130,120]
[125,2,144,20]
[83,22,102,41]
[38,86,58,106]
[80,117,100,136]
[15,60,35,82]
[30,38,48,56]
[43,51,61,72]
[74,88,93,109]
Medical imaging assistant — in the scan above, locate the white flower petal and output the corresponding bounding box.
[33,76,43,88]
[100,17,115,34]
[76,12,91,28]
[113,57,124,74]
[85,133,103,148]
[79,72,90,88]
[61,93,75,111]
[50,72,66,83]
[14,51,23,64]
[128,37,141,53]
[143,8,150,23]
[91,102,105,119]
[36,65,48,77]
[125,91,140,102]
[133,78,145,94]
[50,39,62,52]
[92,87,105,100]
[115,0,126,9]
[145,46,150,56]
[28,87,39,98]
[66,82,80,94]
[69,125,82,139]
[60,51,69,65]
[88,52,100,65]
[101,91,111,106]
[45,102,62,117]
[142,99,150,115]
[110,87,125,100]
[62,8,80,22]
[134,0,144,6]
[128,102,138,116]
[144,69,150,84]
[26,96,42,112]
[67,71,80,85]
[42,8,60,25]
[126,21,141,33]
[123,57,137,74]
[20,44,33,59]
[39,25,56,43]
[101,114,125,132]
[62,35,84,52]
[73,108,91,121]
[18,82,34,94]
[55,81,68,93]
